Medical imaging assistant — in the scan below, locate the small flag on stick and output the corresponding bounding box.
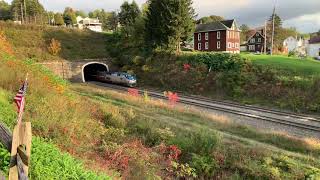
[14,74,28,124]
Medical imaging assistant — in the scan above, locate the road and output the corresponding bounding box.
[88,81,320,139]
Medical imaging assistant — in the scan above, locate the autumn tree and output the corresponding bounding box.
[63,7,77,26]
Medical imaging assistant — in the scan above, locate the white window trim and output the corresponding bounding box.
[232,43,235,48]
[228,42,232,48]
[205,33,209,40]
[217,41,220,49]
[198,33,201,41]
[258,38,261,42]
[217,31,220,39]
[205,42,209,50]
[198,43,201,50]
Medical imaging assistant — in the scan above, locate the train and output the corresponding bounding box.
[93,71,137,87]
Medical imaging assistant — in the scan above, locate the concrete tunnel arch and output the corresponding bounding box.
[82,62,109,82]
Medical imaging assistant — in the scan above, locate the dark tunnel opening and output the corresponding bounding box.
[83,63,108,82]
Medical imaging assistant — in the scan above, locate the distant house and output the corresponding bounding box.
[308,36,320,59]
[76,16,102,33]
[246,28,266,53]
[283,36,308,55]
[194,19,241,54]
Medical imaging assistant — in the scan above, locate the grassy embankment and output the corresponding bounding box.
[242,54,320,78]
[1,22,320,178]
[0,21,109,61]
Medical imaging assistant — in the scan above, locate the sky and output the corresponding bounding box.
[4,0,320,33]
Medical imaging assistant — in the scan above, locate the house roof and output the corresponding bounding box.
[195,19,235,32]
[309,36,320,44]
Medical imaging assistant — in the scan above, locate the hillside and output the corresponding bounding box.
[1,25,320,179]
[0,21,110,61]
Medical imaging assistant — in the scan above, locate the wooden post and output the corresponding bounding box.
[9,122,32,180]
[0,123,12,151]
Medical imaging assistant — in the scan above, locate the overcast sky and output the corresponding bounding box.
[4,0,320,33]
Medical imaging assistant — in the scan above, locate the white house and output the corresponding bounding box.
[308,36,320,60]
[76,16,103,33]
[283,36,308,55]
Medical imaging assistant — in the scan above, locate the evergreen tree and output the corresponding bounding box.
[54,13,64,26]
[145,0,195,52]
[63,7,77,26]
[0,0,11,20]
[118,1,141,36]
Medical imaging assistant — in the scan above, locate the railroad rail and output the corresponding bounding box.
[89,82,320,133]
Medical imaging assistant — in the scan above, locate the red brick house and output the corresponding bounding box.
[247,28,266,53]
[194,19,240,53]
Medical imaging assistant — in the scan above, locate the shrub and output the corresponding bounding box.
[0,144,10,175]
[288,51,297,57]
[191,154,218,178]
[48,38,61,56]
[170,129,221,158]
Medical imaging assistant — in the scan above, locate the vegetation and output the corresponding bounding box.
[196,15,224,24]
[0,21,109,61]
[145,0,195,52]
[1,28,320,178]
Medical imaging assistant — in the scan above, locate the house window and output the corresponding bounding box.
[258,38,261,42]
[235,43,239,48]
[228,42,232,48]
[217,41,220,49]
[205,42,209,50]
[205,33,209,40]
[232,43,235,48]
[198,33,201,41]
[217,31,220,39]
[198,43,201,50]
[249,45,255,51]
[251,38,255,43]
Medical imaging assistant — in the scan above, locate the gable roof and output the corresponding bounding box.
[195,19,235,33]
[247,31,265,42]
[309,36,320,44]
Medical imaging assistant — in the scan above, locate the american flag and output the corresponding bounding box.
[14,81,28,114]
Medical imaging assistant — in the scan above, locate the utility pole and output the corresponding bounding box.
[264,20,267,54]
[271,0,276,56]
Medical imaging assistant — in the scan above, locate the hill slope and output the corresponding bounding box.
[0,22,109,61]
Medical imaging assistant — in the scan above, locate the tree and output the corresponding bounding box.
[75,10,87,18]
[54,13,64,26]
[106,11,119,31]
[118,1,141,36]
[196,15,224,24]
[88,9,111,30]
[11,0,45,23]
[63,7,77,26]
[0,0,11,20]
[145,0,196,53]
[239,24,250,43]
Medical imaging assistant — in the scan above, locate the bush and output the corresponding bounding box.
[170,129,221,158]
[288,51,297,57]
[48,38,61,56]
[191,154,218,178]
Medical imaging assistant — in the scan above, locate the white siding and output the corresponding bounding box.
[308,43,320,59]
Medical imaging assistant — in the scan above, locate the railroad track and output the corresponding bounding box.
[89,82,320,133]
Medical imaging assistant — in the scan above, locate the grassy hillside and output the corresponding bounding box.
[1,28,319,179]
[0,21,109,61]
[242,54,320,77]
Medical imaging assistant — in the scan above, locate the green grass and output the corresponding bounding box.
[72,84,320,179]
[242,54,320,77]
[0,138,111,179]
[0,21,109,61]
